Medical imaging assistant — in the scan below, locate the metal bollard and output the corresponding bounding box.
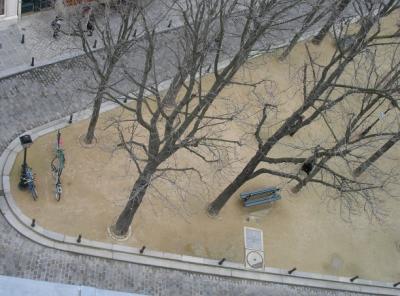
[218,258,226,265]
[350,276,359,282]
[31,57,34,67]
[77,234,82,243]
[140,246,146,254]
[288,267,296,274]
[69,114,73,124]
[21,34,25,44]
[31,219,35,227]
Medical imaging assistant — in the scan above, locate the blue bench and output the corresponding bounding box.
[240,187,281,207]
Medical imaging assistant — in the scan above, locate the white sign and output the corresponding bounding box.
[244,227,263,251]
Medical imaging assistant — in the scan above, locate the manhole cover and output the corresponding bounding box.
[246,250,264,269]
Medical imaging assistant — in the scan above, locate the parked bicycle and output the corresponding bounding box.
[51,130,65,201]
[22,166,38,201]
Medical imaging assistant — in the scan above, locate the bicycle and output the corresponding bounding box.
[51,130,65,201]
[22,166,38,201]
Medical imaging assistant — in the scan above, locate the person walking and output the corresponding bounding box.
[51,15,63,39]
[87,14,95,36]
[51,0,65,39]
[81,5,94,36]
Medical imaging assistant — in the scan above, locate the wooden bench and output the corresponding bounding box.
[240,187,281,207]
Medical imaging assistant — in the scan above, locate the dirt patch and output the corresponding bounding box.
[9,11,400,282]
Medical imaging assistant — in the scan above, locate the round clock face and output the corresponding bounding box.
[246,250,264,269]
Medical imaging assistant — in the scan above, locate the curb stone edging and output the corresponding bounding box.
[1,84,400,296]
[1,13,399,295]
[1,157,400,296]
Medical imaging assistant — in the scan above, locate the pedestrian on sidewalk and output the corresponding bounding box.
[87,14,95,36]
[51,15,63,39]
[82,5,95,36]
[51,0,65,39]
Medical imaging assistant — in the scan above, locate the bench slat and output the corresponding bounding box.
[243,193,281,207]
[240,187,279,199]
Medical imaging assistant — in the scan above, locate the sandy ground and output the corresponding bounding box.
[10,12,400,282]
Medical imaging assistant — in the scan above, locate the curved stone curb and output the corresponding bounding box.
[1,85,400,296]
[1,12,399,295]
[1,116,400,296]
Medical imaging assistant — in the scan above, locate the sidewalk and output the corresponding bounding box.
[0,1,182,79]
[0,10,82,78]
[0,0,358,80]
[0,275,145,296]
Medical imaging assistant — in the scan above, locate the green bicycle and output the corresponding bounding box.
[51,130,65,201]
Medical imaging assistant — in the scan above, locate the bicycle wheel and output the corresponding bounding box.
[51,157,60,176]
[55,182,62,202]
[31,186,38,201]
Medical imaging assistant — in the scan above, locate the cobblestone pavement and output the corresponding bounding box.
[0,2,383,295]
[0,2,315,152]
[0,1,182,77]
[0,0,359,78]
[0,212,368,296]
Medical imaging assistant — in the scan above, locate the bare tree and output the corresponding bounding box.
[71,1,143,144]
[208,0,400,218]
[102,0,323,236]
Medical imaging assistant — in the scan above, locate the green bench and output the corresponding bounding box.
[240,187,281,207]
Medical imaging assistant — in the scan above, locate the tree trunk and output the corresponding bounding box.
[85,70,113,144]
[207,152,263,216]
[112,166,156,236]
[291,179,305,193]
[312,0,351,45]
[85,92,103,144]
[291,157,330,193]
[353,134,400,177]
[112,187,146,236]
[280,29,309,60]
